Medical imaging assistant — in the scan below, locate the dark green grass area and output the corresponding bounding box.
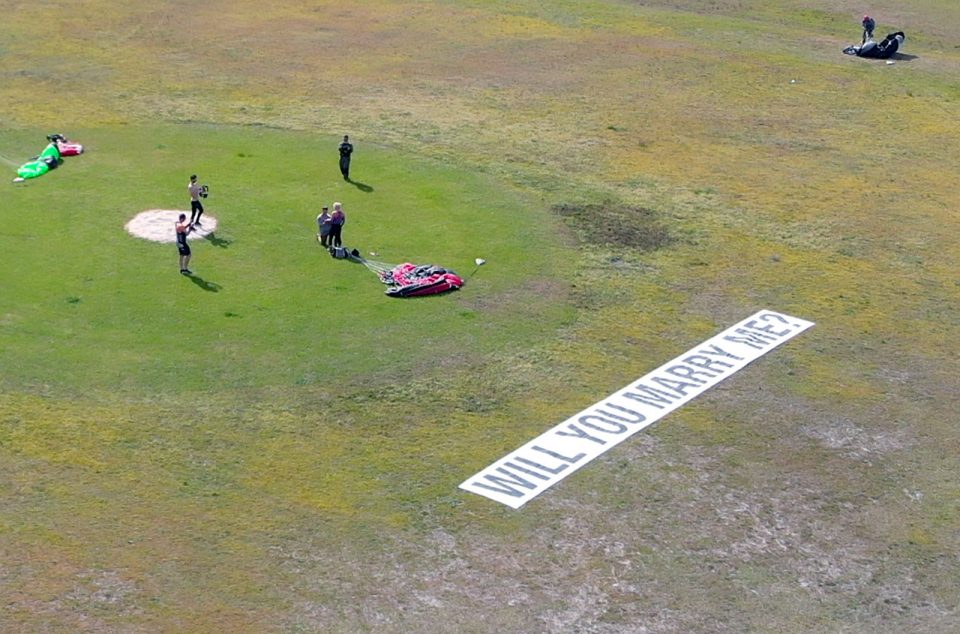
[0,124,574,397]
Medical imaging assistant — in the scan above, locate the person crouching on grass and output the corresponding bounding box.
[176,213,194,275]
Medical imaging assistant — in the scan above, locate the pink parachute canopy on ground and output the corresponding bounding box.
[326,243,467,298]
[379,262,464,297]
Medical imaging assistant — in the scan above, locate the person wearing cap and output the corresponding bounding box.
[317,205,333,247]
[338,135,353,180]
[862,15,876,43]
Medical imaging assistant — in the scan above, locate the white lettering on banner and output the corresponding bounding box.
[460,310,815,508]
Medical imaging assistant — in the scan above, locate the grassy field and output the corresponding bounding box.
[0,124,570,396]
[1,1,958,632]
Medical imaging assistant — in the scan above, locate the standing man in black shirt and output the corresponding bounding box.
[338,135,353,180]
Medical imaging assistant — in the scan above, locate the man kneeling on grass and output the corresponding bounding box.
[176,213,195,275]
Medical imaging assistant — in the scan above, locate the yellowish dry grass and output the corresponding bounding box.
[2,0,959,630]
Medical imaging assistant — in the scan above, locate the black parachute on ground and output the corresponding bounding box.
[843,32,905,59]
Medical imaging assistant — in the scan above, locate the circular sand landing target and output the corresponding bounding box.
[125,210,218,243]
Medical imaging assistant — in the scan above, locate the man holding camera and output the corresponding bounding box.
[188,174,207,226]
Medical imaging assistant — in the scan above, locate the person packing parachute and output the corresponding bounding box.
[861,15,876,44]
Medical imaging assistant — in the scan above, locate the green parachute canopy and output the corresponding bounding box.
[15,142,63,181]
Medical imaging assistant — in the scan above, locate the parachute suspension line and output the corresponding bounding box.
[359,259,395,276]
[0,152,22,168]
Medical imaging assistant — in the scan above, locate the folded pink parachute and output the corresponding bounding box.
[56,141,83,156]
[48,133,84,156]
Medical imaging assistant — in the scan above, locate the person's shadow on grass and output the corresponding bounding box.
[204,232,232,248]
[187,274,222,292]
[346,177,374,193]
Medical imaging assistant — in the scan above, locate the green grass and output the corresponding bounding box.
[0,124,573,398]
[1,1,959,632]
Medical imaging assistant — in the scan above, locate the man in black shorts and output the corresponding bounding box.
[188,174,205,226]
[176,213,194,274]
[338,135,353,180]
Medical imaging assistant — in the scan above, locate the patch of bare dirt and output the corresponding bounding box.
[124,210,219,243]
[552,202,674,251]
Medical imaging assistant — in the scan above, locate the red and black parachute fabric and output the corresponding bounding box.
[339,247,464,298]
[378,263,464,298]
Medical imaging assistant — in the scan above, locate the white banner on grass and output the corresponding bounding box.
[460,310,815,508]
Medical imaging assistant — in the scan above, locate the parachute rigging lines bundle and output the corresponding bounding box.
[350,250,466,298]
